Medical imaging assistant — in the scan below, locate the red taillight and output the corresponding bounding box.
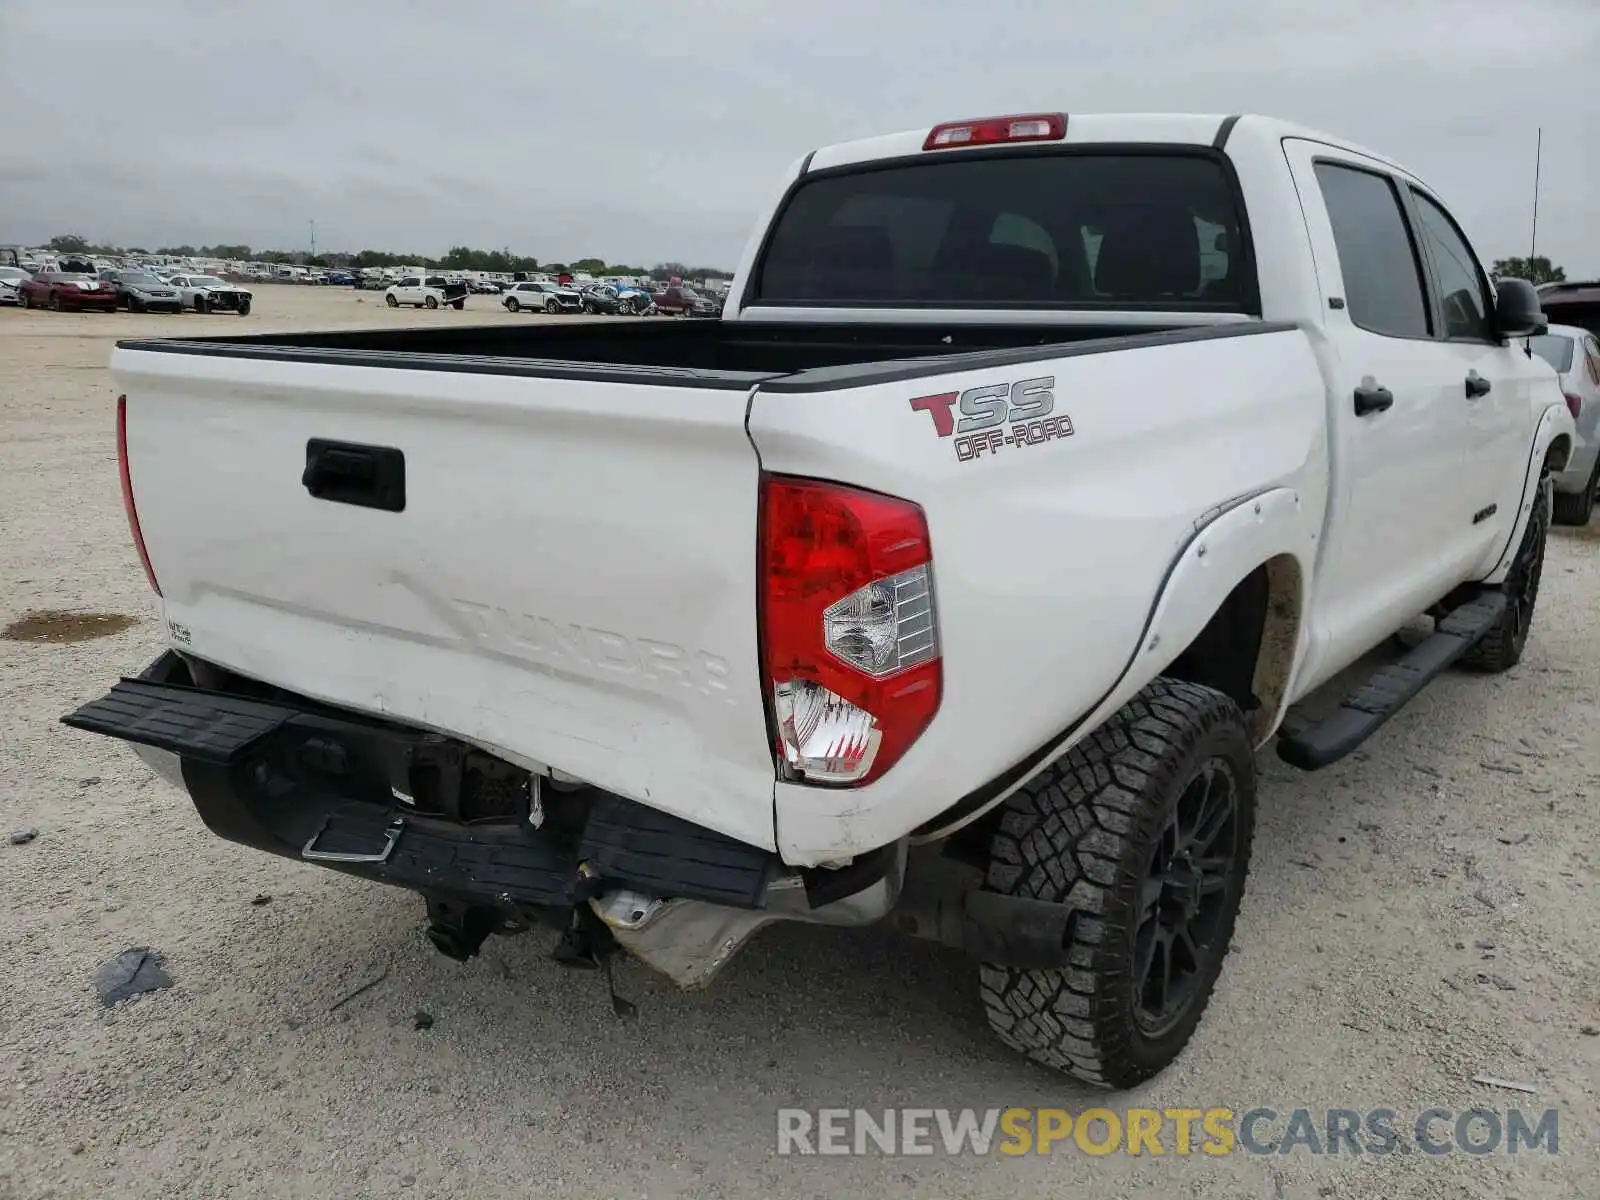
[758,474,941,786]
[923,112,1067,151]
[117,394,161,596]
[1564,392,1582,419]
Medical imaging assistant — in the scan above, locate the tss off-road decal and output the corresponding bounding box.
[909,375,1075,462]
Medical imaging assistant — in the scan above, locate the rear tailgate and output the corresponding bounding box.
[113,346,779,850]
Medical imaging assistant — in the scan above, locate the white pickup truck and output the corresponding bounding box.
[68,112,1573,1088]
[384,273,468,311]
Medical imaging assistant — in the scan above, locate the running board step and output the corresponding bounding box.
[1276,591,1507,771]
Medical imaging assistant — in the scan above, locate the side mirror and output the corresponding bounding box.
[1494,278,1547,338]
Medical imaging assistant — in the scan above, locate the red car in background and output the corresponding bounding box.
[18,269,120,312]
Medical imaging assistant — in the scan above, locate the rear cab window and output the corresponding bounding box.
[751,151,1255,311]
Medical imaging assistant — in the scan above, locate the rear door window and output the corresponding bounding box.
[752,152,1252,310]
[1313,162,1431,340]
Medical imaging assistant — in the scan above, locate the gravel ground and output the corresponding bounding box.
[1,287,1597,1199]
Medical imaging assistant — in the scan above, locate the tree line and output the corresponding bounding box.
[1489,257,1565,285]
[42,235,731,280]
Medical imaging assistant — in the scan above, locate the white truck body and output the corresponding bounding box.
[72,112,1573,1087]
[384,274,468,309]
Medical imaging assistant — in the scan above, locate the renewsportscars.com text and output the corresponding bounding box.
[775,1106,1560,1157]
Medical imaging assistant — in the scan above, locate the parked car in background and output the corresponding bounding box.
[166,274,254,316]
[1530,323,1600,524]
[652,284,719,317]
[1537,281,1600,340]
[99,269,183,313]
[470,278,503,294]
[613,283,654,315]
[0,265,31,305]
[18,269,119,312]
[579,284,623,314]
[384,275,468,310]
[502,280,582,313]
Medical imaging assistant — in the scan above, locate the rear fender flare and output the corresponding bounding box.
[913,486,1312,845]
[1107,485,1312,746]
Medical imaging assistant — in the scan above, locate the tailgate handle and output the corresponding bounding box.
[302,439,406,512]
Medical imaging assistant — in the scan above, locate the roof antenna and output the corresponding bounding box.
[1529,126,1542,262]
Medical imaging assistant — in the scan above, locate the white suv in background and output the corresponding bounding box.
[1530,323,1600,524]
[502,281,583,314]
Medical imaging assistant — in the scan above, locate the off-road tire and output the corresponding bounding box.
[1463,484,1548,673]
[1552,466,1597,527]
[979,678,1256,1089]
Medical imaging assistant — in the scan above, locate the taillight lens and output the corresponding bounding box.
[117,394,161,596]
[759,475,940,785]
[1564,392,1582,419]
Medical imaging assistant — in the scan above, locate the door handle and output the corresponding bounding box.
[1353,383,1394,416]
[1465,372,1492,399]
[302,439,406,512]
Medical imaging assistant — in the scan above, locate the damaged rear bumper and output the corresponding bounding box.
[63,653,1082,986]
[60,654,901,983]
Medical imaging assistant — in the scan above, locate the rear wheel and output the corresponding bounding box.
[619,298,634,315]
[18,290,30,309]
[979,679,1255,1089]
[1552,465,1598,527]
[505,297,521,313]
[236,298,250,317]
[424,295,439,310]
[385,293,399,308]
[1463,485,1548,672]
[51,293,63,312]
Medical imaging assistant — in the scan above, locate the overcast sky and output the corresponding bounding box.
[2,0,1596,273]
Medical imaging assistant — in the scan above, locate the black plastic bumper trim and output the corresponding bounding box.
[62,664,778,912]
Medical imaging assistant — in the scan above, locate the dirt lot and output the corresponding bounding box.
[1,285,1597,1199]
